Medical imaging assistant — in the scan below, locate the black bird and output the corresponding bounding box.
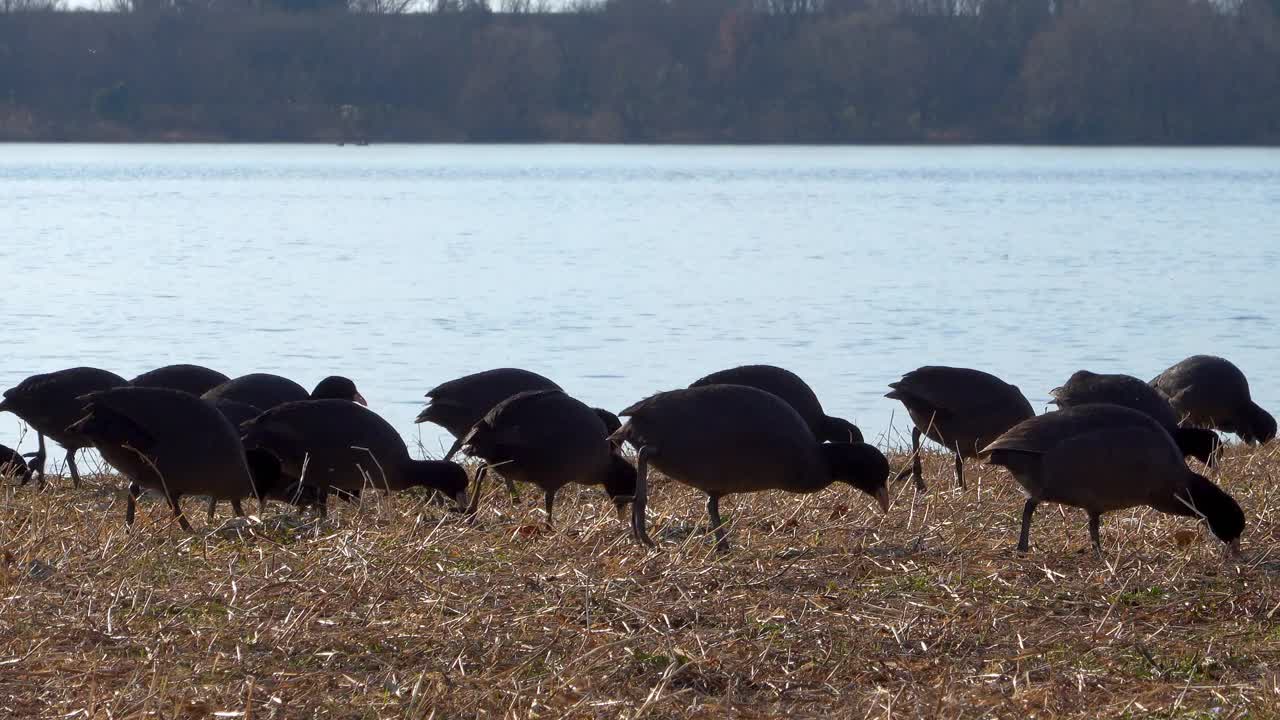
[459,389,635,526]
[131,364,230,397]
[1151,355,1275,445]
[886,366,1033,491]
[70,386,280,531]
[689,364,863,443]
[0,443,34,485]
[208,397,265,428]
[416,368,562,461]
[593,407,623,437]
[199,395,295,519]
[201,397,327,519]
[983,403,1245,558]
[203,373,366,411]
[240,399,468,514]
[612,385,890,551]
[1,367,128,487]
[1050,370,1220,465]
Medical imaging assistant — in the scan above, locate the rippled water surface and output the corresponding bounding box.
[3,144,1277,456]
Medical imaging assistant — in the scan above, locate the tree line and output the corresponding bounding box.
[1,0,1278,143]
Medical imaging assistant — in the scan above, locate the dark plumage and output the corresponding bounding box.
[1151,355,1275,445]
[130,364,230,397]
[415,368,561,461]
[200,382,360,518]
[886,366,1033,491]
[1050,370,1220,465]
[983,404,1245,557]
[460,389,634,525]
[202,397,292,520]
[612,385,890,551]
[0,366,128,487]
[70,386,278,531]
[208,397,265,428]
[690,364,863,443]
[0,443,33,485]
[240,399,468,512]
[203,373,366,411]
[593,407,623,437]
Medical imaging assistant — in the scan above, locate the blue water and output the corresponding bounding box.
[2,144,1277,459]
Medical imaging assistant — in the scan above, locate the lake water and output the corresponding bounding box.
[2,144,1277,461]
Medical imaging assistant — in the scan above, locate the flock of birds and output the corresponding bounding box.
[0,355,1274,558]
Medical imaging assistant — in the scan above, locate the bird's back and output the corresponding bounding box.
[203,373,309,410]
[1051,371,1180,429]
[1,367,128,443]
[887,366,1033,452]
[1151,355,1253,421]
[467,389,609,486]
[241,400,410,491]
[419,368,561,435]
[689,365,825,434]
[81,386,252,496]
[620,385,823,494]
[131,364,230,397]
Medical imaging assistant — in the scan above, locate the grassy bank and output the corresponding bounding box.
[1,445,1278,718]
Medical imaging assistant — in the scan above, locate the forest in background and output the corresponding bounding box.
[1,0,1279,143]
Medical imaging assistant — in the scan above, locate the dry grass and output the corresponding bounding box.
[2,444,1280,719]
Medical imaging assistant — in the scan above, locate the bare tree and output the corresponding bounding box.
[349,0,416,13]
[1,0,65,12]
[499,0,552,13]
[429,0,489,12]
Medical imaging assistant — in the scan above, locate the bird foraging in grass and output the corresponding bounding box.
[1049,369,1220,466]
[886,366,1033,491]
[1150,355,1275,446]
[982,403,1244,559]
[611,384,890,552]
[459,389,634,528]
[1,366,128,488]
[70,386,280,532]
[0,444,34,485]
[239,399,468,516]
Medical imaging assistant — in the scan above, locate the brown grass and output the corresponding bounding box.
[2,444,1279,719]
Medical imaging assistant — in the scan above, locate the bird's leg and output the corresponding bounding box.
[912,427,926,491]
[543,490,555,529]
[125,481,141,527]
[506,476,521,506]
[66,449,82,489]
[707,494,728,552]
[442,436,464,463]
[1088,511,1103,559]
[632,447,656,547]
[231,498,245,517]
[167,492,193,532]
[1017,499,1037,552]
[315,486,329,518]
[893,426,926,491]
[206,498,217,521]
[466,466,488,518]
[953,446,965,489]
[33,433,47,487]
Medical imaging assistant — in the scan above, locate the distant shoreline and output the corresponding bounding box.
[4,4,1278,148]
[4,138,1280,148]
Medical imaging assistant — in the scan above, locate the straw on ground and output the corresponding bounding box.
[1,445,1277,718]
